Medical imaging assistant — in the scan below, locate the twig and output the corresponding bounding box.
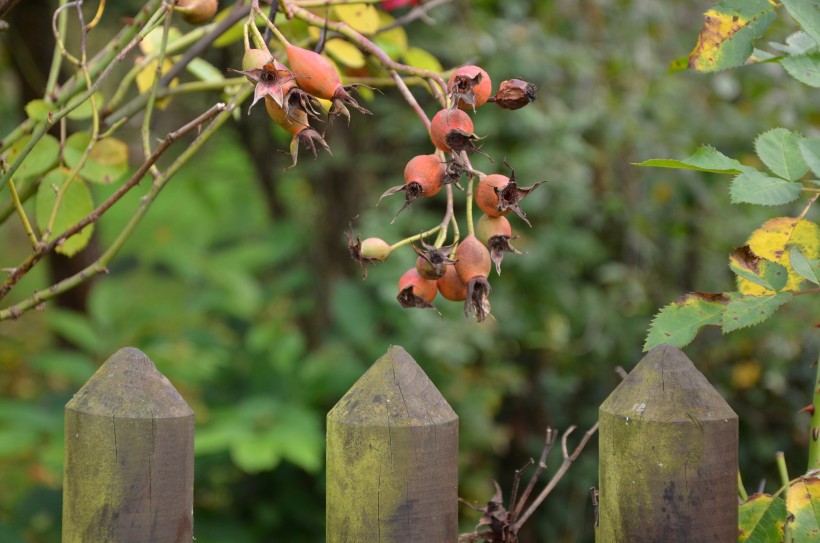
[377,0,452,33]
[7,178,37,249]
[0,103,229,305]
[512,422,599,532]
[390,70,430,132]
[511,428,555,523]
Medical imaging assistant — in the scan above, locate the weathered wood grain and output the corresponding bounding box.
[62,347,194,543]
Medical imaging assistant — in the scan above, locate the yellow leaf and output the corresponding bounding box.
[374,12,407,60]
[402,47,443,74]
[333,4,379,34]
[139,26,183,55]
[325,39,366,69]
[135,58,177,109]
[739,218,820,294]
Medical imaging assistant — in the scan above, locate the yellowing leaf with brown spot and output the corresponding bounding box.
[739,218,820,295]
[785,473,820,542]
[333,4,379,35]
[688,0,776,72]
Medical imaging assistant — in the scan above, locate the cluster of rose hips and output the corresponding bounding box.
[348,66,540,322]
[233,11,538,322]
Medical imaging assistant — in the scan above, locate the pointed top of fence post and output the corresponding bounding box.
[66,346,192,418]
[600,343,736,421]
[329,344,456,426]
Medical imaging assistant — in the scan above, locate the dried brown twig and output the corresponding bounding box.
[459,422,599,543]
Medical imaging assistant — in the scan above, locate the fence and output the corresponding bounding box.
[61,343,737,542]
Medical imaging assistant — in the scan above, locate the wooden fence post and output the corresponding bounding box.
[598,344,738,542]
[62,347,194,543]
[326,345,458,542]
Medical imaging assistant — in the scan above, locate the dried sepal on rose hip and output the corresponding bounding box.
[475,168,544,227]
[414,240,457,280]
[378,154,446,223]
[397,268,440,315]
[476,214,523,275]
[284,43,371,122]
[490,79,537,110]
[454,234,493,322]
[232,55,302,113]
[264,92,329,169]
[346,229,391,279]
[448,65,492,111]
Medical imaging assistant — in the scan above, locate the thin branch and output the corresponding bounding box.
[7,178,37,249]
[512,422,599,532]
[390,70,430,132]
[377,0,453,33]
[511,428,555,523]
[0,104,228,304]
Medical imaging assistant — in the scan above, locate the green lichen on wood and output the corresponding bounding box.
[62,347,194,543]
[326,345,458,542]
[598,344,738,543]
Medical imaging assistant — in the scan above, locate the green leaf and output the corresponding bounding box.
[688,0,777,72]
[635,145,751,174]
[644,292,728,350]
[790,246,820,285]
[799,138,820,177]
[24,99,51,121]
[755,128,809,181]
[739,494,786,543]
[730,171,803,205]
[186,57,224,83]
[770,31,818,55]
[781,53,820,87]
[402,46,443,74]
[44,308,103,354]
[3,134,60,180]
[66,92,104,120]
[785,473,820,542]
[231,433,281,473]
[722,292,792,333]
[35,168,95,256]
[782,0,820,46]
[63,132,129,184]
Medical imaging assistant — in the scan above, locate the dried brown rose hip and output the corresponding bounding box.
[475,170,544,226]
[448,65,492,111]
[176,0,217,24]
[430,108,480,153]
[379,154,446,222]
[491,79,537,110]
[397,268,439,311]
[454,234,492,322]
[436,264,468,301]
[284,43,370,121]
[476,214,522,275]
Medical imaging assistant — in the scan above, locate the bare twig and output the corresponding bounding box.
[0,104,228,305]
[512,422,599,532]
[377,0,453,33]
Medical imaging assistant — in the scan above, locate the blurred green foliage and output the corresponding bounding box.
[1,1,819,542]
